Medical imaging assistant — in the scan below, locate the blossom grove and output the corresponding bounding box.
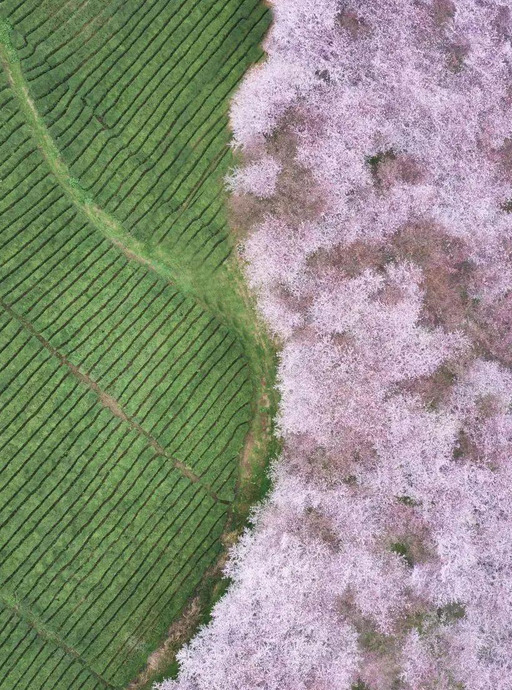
[160,1,512,688]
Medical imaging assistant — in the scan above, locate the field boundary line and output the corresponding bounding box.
[0,297,229,506]
[0,590,118,689]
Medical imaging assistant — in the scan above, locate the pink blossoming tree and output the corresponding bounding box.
[159,1,512,688]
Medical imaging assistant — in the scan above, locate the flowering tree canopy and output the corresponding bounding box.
[160,1,512,688]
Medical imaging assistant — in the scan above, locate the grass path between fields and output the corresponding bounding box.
[0,19,279,689]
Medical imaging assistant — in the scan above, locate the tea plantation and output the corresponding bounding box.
[0,1,271,687]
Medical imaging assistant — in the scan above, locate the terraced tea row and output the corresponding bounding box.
[0,110,243,689]
[0,602,107,689]
[0,316,228,682]
[0,94,251,494]
[3,0,269,270]
[0,0,271,686]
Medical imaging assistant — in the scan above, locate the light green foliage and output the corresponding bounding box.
[0,1,271,687]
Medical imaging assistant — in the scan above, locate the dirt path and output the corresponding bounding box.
[124,343,276,690]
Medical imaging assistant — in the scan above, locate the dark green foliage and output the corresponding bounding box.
[389,541,414,568]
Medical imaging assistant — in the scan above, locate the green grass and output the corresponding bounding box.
[0,2,274,688]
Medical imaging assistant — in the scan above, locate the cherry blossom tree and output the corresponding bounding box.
[160,1,512,688]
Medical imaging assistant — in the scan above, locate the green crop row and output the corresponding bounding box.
[0,309,229,685]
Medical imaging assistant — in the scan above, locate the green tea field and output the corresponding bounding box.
[0,1,273,688]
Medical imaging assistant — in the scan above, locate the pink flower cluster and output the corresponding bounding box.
[161,1,512,688]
